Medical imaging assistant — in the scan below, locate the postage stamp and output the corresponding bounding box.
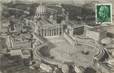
[95,3,112,24]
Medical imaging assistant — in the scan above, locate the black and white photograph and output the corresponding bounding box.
[0,0,114,73]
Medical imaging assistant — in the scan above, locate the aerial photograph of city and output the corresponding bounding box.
[0,0,114,73]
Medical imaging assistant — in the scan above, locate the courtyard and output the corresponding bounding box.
[40,36,100,67]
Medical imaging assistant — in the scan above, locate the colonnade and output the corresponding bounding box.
[38,25,64,36]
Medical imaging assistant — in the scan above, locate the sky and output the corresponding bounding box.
[0,0,112,5]
[0,0,113,15]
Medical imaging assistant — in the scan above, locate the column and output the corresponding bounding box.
[41,29,43,36]
[48,29,50,36]
[59,26,61,35]
[50,29,51,36]
[45,28,47,36]
[55,28,57,36]
[61,26,63,35]
[38,29,40,36]
[51,29,53,36]
[45,29,46,36]
[46,29,48,36]
[57,27,58,35]
[40,29,42,36]
[52,29,53,36]
[58,27,60,35]
[53,29,55,36]
[54,29,56,36]
[43,29,45,36]
[42,29,43,36]
[47,29,49,36]
[43,29,44,36]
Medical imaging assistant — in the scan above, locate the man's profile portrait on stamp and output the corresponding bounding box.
[96,4,112,24]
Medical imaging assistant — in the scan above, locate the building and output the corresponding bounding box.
[9,33,33,49]
[36,20,65,37]
[34,3,67,37]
